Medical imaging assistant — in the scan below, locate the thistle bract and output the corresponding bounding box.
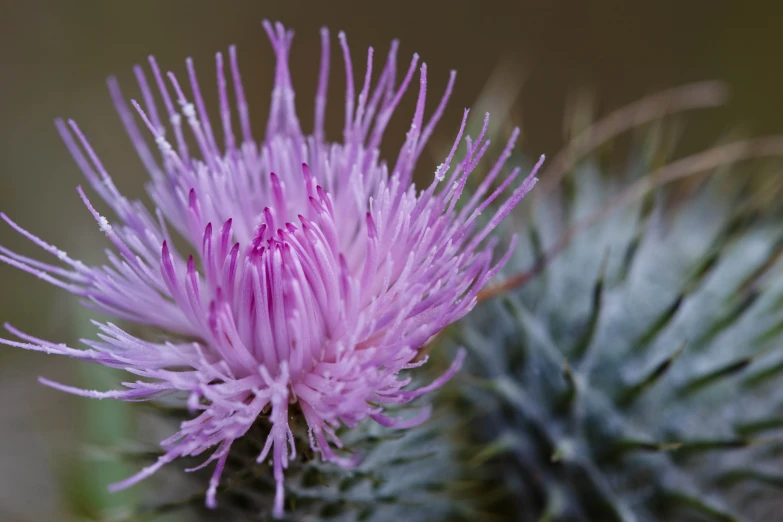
[453,146,783,521]
[0,21,540,517]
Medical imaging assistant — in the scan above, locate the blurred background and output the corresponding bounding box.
[1,1,782,520]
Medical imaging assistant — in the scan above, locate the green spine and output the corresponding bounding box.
[451,148,783,521]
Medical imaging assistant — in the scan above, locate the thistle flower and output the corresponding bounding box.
[0,21,541,518]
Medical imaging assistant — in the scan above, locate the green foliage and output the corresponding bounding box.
[127,402,462,522]
[450,146,783,521]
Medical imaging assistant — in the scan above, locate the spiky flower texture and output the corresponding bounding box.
[0,21,540,518]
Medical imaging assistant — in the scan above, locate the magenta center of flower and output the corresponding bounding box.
[235,217,330,380]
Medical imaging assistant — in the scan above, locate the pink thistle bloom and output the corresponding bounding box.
[0,21,541,518]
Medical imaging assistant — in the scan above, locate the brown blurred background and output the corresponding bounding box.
[0,1,782,520]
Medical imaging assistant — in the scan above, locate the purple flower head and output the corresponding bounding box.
[1,21,541,517]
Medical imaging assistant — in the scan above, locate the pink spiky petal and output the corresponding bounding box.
[0,20,542,519]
